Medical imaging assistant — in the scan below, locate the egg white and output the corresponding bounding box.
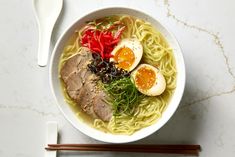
[110,38,143,71]
[131,64,166,96]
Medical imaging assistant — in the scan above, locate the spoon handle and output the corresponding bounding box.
[37,24,53,67]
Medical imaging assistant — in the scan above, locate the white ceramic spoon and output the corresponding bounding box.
[33,0,63,67]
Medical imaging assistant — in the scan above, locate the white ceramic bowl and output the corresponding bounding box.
[50,7,185,143]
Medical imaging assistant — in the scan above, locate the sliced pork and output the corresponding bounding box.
[60,47,113,121]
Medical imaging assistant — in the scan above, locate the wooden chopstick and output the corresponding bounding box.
[46,146,198,155]
[48,144,200,150]
[46,144,200,156]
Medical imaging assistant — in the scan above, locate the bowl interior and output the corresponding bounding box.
[50,7,185,143]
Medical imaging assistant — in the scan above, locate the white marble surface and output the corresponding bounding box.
[0,0,235,156]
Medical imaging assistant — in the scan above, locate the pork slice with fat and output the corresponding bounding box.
[93,91,113,121]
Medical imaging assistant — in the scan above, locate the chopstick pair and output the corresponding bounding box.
[46,144,201,156]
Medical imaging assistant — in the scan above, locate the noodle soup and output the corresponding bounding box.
[59,15,176,135]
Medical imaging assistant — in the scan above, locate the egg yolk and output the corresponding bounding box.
[113,47,135,70]
[135,67,156,90]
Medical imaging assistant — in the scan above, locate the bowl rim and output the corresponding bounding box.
[49,6,186,143]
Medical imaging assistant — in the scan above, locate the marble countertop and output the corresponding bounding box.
[0,0,235,156]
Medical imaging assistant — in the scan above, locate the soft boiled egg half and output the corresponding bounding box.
[110,38,143,71]
[131,64,166,96]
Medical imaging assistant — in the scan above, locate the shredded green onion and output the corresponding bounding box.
[103,77,143,116]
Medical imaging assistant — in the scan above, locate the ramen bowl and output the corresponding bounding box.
[49,7,185,143]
